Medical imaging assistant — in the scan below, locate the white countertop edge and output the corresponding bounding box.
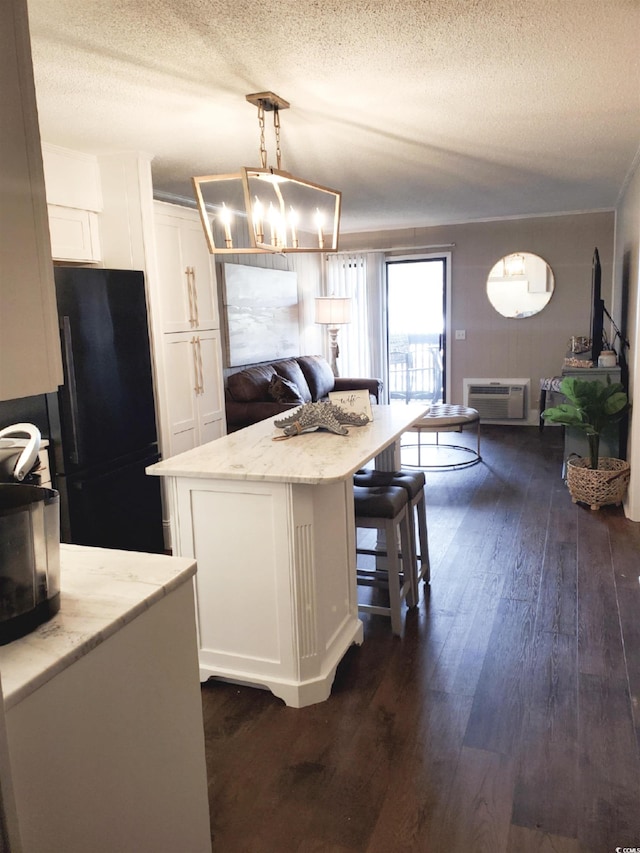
[147,463,361,485]
[0,544,197,710]
[147,405,428,483]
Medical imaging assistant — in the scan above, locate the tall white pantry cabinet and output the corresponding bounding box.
[153,202,226,458]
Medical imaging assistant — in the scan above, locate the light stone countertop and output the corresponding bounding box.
[0,544,197,710]
[147,404,428,484]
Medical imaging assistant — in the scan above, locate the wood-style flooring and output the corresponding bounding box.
[200,425,640,852]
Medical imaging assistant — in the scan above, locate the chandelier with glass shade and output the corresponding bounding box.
[192,92,341,254]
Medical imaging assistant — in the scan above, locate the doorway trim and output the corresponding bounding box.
[385,252,452,404]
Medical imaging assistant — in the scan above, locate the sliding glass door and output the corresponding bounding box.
[386,257,448,405]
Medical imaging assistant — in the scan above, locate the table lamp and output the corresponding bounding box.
[314,296,352,376]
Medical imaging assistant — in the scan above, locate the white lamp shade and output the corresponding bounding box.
[315,297,352,325]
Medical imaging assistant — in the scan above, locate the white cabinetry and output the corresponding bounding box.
[163,330,226,455]
[47,204,101,262]
[0,0,63,402]
[154,203,219,333]
[152,202,226,458]
[42,144,103,263]
[148,407,426,707]
[1,546,212,853]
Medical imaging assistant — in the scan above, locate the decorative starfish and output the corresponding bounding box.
[274,402,370,436]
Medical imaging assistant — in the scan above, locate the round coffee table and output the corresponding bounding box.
[402,404,481,470]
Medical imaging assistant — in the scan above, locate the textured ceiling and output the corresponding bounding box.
[27,0,640,234]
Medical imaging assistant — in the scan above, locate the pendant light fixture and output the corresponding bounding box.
[193,92,341,254]
[503,253,526,277]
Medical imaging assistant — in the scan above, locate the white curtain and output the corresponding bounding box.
[324,252,385,384]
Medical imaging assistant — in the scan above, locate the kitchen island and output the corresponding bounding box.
[0,544,211,853]
[148,404,427,708]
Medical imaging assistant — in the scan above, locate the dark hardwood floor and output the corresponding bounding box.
[200,425,640,852]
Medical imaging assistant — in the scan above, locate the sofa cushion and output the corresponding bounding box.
[297,355,335,401]
[274,359,312,403]
[268,375,305,405]
[226,363,278,403]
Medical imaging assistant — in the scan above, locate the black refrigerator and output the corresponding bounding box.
[51,267,165,554]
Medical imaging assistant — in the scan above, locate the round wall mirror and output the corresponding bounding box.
[486,252,554,318]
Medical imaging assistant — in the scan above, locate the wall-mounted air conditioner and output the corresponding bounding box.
[463,379,528,420]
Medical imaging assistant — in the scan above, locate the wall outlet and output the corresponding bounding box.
[455,329,466,340]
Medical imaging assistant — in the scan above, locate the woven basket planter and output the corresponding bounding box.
[566,456,630,510]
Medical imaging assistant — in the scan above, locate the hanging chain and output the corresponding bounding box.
[256,98,283,171]
[258,101,267,169]
[274,106,282,170]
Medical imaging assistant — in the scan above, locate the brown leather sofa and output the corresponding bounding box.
[225,354,382,432]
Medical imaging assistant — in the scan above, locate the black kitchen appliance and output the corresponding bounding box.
[51,267,165,554]
[0,423,61,643]
[0,483,61,644]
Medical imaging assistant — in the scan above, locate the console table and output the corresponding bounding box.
[148,404,427,708]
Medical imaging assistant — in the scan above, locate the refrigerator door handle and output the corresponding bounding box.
[61,316,81,464]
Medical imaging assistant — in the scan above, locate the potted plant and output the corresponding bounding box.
[542,376,630,509]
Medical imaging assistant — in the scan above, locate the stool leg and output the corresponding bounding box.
[404,498,419,602]
[415,493,431,585]
[399,508,417,609]
[539,389,547,432]
[385,518,403,635]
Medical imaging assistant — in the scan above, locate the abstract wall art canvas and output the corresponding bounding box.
[220,263,300,367]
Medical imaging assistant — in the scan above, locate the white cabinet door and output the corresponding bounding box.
[42,144,103,212]
[5,579,212,853]
[163,333,200,456]
[48,205,101,262]
[180,220,219,331]
[154,216,192,334]
[0,0,63,401]
[162,331,225,457]
[154,204,219,334]
[195,330,226,444]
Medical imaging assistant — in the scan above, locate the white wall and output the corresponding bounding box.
[614,150,640,519]
[339,212,615,411]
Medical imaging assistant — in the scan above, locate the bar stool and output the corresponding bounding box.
[353,484,416,635]
[353,468,431,586]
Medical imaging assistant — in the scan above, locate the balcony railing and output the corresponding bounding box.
[389,333,443,404]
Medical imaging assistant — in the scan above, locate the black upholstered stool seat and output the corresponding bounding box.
[353,484,407,518]
[354,468,424,499]
[353,483,416,635]
[354,468,431,587]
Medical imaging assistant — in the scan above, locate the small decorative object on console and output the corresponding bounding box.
[568,335,591,354]
[274,402,370,437]
[597,350,617,368]
[563,356,594,369]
